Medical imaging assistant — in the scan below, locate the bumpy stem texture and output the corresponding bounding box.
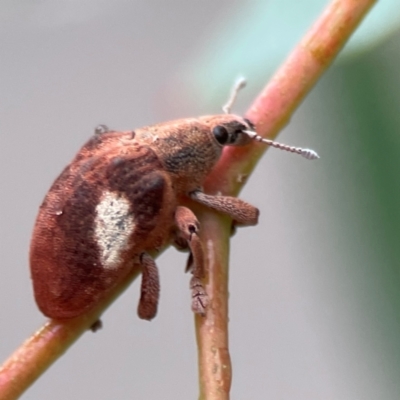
[0,1,377,399]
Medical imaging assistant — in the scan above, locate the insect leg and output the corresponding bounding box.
[137,252,160,320]
[174,206,208,315]
[190,190,259,226]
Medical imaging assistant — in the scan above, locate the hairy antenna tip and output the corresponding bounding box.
[223,78,247,114]
[301,149,320,160]
[236,77,247,89]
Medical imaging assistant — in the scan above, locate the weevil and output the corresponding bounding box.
[29,80,318,321]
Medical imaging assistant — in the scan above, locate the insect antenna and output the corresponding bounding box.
[243,130,320,160]
[223,77,247,114]
[223,78,319,160]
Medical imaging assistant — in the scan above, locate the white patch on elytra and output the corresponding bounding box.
[95,191,135,269]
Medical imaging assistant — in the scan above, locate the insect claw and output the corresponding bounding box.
[190,277,208,315]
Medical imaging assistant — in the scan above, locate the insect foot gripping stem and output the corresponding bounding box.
[174,206,208,315]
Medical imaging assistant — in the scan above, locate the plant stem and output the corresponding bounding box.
[196,1,377,399]
[0,267,141,399]
[195,212,232,400]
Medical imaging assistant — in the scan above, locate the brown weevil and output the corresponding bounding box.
[29,79,319,321]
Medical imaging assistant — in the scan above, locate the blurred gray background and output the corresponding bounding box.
[1,1,400,399]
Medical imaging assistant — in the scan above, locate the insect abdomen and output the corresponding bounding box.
[30,136,176,318]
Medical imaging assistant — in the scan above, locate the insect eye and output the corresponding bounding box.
[212,125,229,145]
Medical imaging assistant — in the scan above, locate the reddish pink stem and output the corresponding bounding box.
[206,0,377,196]
[197,1,377,399]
